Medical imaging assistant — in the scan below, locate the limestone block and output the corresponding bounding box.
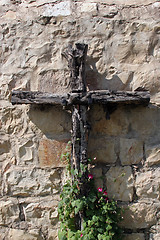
[7,229,38,240]
[18,140,35,165]
[0,200,19,226]
[128,106,158,138]
[0,0,10,5]
[24,202,58,227]
[2,10,17,20]
[120,138,143,165]
[98,5,118,18]
[123,233,145,240]
[37,69,71,94]
[38,138,70,168]
[121,202,157,229]
[106,166,134,201]
[28,105,71,137]
[146,144,160,166]
[135,168,160,199]
[88,136,117,164]
[48,229,58,240]
[1,107,28,136]
[42,2,71,17]
[150,234,160,240]
[49,208,58,220]
[79,3,97,14]
[131,61,160,105]
[150,223,160,234]
[0,226,7,239]
[20,197,59,229]
[25,203,42,220]
[120,3,160,21]
[5,168,61,196]
[88,105,129,136]
[78,1,160,21]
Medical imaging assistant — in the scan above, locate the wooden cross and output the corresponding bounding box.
[11,43,150,229]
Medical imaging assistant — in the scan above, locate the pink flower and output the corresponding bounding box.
[98,187,103,192]
[103,191,108,196]
[80,233,83,237]
[88,174,93,179]
[105,197,109,201]
[94,157,97,160]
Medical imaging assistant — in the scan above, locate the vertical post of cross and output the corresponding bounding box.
[62,43,88,230]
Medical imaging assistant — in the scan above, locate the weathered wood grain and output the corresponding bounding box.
[11,90,68,105]
[62,43,88,93]
[11,90,150,106]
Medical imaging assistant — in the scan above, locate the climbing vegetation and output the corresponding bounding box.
[58,148,123,240]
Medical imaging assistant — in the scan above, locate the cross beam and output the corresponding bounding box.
[11,89,150,106]
[11,43,150,230]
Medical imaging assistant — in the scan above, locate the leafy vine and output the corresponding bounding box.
[58,144,123,240]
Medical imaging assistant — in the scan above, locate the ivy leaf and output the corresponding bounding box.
[97,228,104,233]
[74,207,79,215]
[106,224,112,231]
[88,194,97,203]
[92,215,98,222]
[58,230,67,240]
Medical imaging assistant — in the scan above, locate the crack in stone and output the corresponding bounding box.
[18,203,26,221]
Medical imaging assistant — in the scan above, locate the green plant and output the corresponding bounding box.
[58,158,123,240]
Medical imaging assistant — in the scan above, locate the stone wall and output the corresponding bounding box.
[0,0,160,239]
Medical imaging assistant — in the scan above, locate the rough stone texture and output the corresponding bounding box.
[7,229,38,240]
[88,135,117,164]
[0,196,59,239]
[106,166,134,201]
[135,168,160,200]
[121,202,157,229]
[150,233,160,240]
[43,1,71,17]
[126,106,160,139]
[146,144,160,167]
[38,138,70,168]
[4,168,61,196]
[120,138,143,165]
[28,105,71,137]
[0,200,19,226]
[0,0,160,238]
[150,222,160,238]
[78,2,97,15]
[88,105,129,136]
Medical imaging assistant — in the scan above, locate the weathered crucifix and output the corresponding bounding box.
[11,43,150,229]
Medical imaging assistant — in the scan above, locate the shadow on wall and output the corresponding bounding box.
[28,105,72,168]
[28,104,71,140]
[86,55,133,91]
